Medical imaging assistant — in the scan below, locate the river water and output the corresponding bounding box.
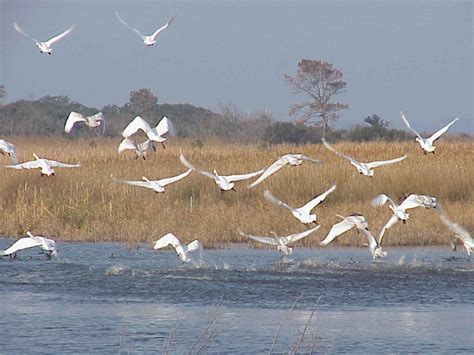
[0,240,472,353]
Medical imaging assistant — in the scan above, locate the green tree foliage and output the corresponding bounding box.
[346,114,411,142]
[263,122,323,145]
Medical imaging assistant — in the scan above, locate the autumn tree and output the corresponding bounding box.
[284,59,348,135]
[128,88,158,117]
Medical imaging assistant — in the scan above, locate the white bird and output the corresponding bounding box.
[122,116,170,148]
[0,139,18,164]
[153,233,202,263]
[322,138,407,177]
[5,153,80,176]
[248,154,322,188]
[400,112,459,154]
[1,231,58,258]
[264,184,337,225]
[319,213,387,259]
[240,226,320,257]
[118,138,156,159]
[373,193,437,236]
[14,21,74,55]
[115,11,176,47]
[65,111,105,133]
[437,204,473,256]
[179,152,264,192]
[112,169,192,193]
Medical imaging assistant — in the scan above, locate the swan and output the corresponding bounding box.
[319,213,387,258]
[115,11,176,47]
[248,154,322,188]
[122,116,170,148]
[0,139,17,164]
[5,153,80,176]
[436,204,473,256]
[14,22,74,55]
[400,112,459,154]
[111,169,192,193]
[322,138,406,177]
[1,231,58,258]
[179,151,264,192]
[264,183,337,225]
[65,112,104,133]
[153,233,202,263]
[118,138,156,159]
[240,226,320,257]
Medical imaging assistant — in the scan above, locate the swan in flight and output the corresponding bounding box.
[5,153,80,176]
[153,233,202,263]
[240,226,320,257]
[112,169,192,193]
[1,231,58,259]
[115,11,176,47]
[14,22,74,55]
[436,204,473,256]
[319,213,387,259]
[122,116,170,148]
[65,112,104,133]
[0,139,17,164]
[322,138,407,177]
[248,154,322,188]
[118,138,156,159]
[400,112,459,154]
[373,193,437,236]
[264,183,337,225]
[180,151,264,192]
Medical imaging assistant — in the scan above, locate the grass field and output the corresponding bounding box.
[0,137,472,249]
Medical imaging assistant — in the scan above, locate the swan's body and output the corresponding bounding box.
[65,112,104,133]
[319,213,387,258]
[115,11,175,46]
[248,154,321,188]
[5,153,80,176]
[14,22,73,55]
[153,233,202,263]
[264,184,337,225]
[112,169,191,193]
[240,226,320,257]
[0,139,17,164]
[1,231,57,258]
[322,138,406,177]
[180,152,264,192]
[437,204,473,256]
[118,138,156,159]
[400,112,459,154]
[122,116,170,148]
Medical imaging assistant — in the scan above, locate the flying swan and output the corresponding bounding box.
[65,112,105,133]
[5,153,80,176]
[153,233,202,263]
[436,203,473,256]
[122,116,170,148]
[112,169,192,193]
[1,231,58,259]
[118,138,156,159]
[14,21,74,55]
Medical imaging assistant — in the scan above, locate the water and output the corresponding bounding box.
[0,239,473,353]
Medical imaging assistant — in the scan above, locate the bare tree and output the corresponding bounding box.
[284,59,348,135]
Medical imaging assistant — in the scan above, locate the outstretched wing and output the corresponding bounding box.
[322,138,359,165]
[45,25,74,46]
[298,183,337,214]
[400,112,423,139]
[153,233,182,252]
[151,16,176,40]
[427,117,459,144]
[5,160,42,170]
[238,230,279,246]
[378,214,399,245]
[122,116,152,138]
[399,194,437,210]
[155,116,170,137]
[115,11,145,40]
[157,169,192,187]
[225,168,265,183]
[1,237,41,256]
[185,240,202,253]
[13,22,36,42]
[365,155,407,169]
[437,204,472,244]
[43,159,80,168]
[372,194,396,209]
[320,218,357,246]
[179,152,217,180]
[283,226,320,244]
[111,175,151,189]
[263,190,297,213]
[65,111,86,133]
[247,156,289,188]
[117,138,138,153]
[292,154,322,165]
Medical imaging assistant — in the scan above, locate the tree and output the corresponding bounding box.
[0,85,6,105]
[284,59,348,135]
[128,88,158,117]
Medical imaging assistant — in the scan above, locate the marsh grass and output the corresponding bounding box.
[0,137,472,248]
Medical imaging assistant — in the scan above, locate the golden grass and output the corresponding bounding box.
[0,137,472,248]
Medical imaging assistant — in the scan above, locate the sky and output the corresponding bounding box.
[1,0,472,133]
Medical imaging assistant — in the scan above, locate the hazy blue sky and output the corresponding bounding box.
[1,0,472,132]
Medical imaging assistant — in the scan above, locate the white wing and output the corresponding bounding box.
[5,160,42,170]
[179,152,217,180]
[225,168,265,183]
[400,112,423,139]
[0,139,18,164]
[427,117,459,144]
[239,230,279,246]
[1,237,42,256]
[298,183,337,214]
[360,228,379,251]
[155,116,170,137]
[283,226,320,244]
[65,111,86,133]
[365,155,407,169]
[437,204,472,244]
[115,11,145,40]
[150,16,176,40]
[157,169,192,187]
[44,25,74,46]
[372,194,396,208]
[247,156,289,188]
[399,194,437,210]
[320,219,358,246]
[122,116,152,138]
[43,159,80,168]
[263,190,297,213]
[290,154,321,165]
[111,176,152,189]
[13,22,35,41]
[118,138,137,153]
[322,138,359,165]
[153,233,183,253]
[185,240,202,253]
[378,214,399,245]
